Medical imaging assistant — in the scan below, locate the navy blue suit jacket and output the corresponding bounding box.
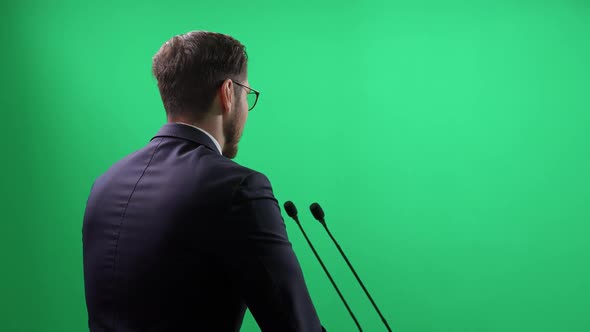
[83,123,325,331]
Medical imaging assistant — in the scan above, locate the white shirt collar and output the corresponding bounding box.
[174,122,222,155]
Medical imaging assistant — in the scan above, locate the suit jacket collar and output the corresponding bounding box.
[151,123,220,154]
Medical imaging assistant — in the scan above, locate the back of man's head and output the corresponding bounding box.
[152,31,248,118]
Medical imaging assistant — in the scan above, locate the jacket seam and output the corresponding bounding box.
[110,137,164,329]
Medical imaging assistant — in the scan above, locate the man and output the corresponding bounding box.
[82,31,326,331]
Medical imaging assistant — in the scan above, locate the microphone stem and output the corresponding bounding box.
[322,224,392,332]
[294,219,363,332]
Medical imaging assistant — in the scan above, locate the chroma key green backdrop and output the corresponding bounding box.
[1,0,589,331]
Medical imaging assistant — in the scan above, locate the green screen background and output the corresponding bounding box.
[2,0,589,331]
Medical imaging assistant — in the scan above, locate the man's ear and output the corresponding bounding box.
[219,79,233,116]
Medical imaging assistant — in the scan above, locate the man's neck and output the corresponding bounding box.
[168,117,224,154]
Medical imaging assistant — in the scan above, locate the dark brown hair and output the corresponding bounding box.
[152,31,248,117]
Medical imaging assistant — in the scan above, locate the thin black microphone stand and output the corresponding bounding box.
[310,203,392,332]
[289,214,363,332]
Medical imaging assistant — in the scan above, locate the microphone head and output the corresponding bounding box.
[309,202,325,223]
[283,201,298,219]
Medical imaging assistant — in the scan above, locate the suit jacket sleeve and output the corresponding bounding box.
[221,171,324,332]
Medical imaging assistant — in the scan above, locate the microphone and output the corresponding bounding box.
[310,203,393,332]
[283,201,363,332]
